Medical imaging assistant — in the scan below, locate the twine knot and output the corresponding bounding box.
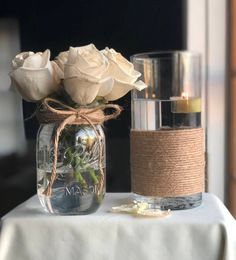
[76,111,80,119]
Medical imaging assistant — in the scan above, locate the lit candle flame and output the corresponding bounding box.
[181,92,189,100]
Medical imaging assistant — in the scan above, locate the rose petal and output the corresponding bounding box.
[10,67,59,101]
[55,51,69,71]
[12,51,34,69]
[23,49,50,69]
[68,45,98,67]
[132,80,147,91]
[67,47,78,64]
[102,48,141,83]
[104,79,134,101]
[77,44,104,68]
[104,79,147,101]
[105,59,140,84]
[97,77,114,97]
[67,45,108,78]
[40,49,50,68]
[64,76,113,105]
[64,64,102,81]
[51,61,64,82]
[103,48,136,75]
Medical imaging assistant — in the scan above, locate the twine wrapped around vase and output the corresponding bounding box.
[130,128,205,197]
[37,98,122,197]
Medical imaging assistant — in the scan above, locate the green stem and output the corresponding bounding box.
[63,137,99,192]
[88,167,99,185]
[74,168,87,189]
[73,156,87,189]
[64,148,88,190]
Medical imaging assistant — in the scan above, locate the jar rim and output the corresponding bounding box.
[131,50,200,62]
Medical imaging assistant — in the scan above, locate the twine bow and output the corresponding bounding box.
[37,98,122,197]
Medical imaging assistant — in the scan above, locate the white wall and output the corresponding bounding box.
[187,0,227,202]
[0,18,26,155]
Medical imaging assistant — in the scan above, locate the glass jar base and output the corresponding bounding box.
[38,192,104,215]
[133,192,202,210]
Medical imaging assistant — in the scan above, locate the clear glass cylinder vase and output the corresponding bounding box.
[37,123,105,215]
[130,51,204,210]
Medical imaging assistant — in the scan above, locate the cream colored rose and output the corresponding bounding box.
[101,47,147,101]
[55,51,69,73]
[64,44,113,105]
[10,50,63,102]
[64,44,147,105]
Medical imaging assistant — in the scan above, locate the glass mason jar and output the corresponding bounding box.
[37,123,105,215]
[130,51,205,210]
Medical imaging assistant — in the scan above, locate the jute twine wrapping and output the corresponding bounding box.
[130,128,205,197]
[37,98,122,197]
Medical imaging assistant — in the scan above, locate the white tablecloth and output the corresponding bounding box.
[0,193,236,260]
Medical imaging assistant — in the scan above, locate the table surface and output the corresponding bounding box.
[0,193,236,260]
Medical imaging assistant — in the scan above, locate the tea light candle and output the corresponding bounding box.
[170,92,201,113]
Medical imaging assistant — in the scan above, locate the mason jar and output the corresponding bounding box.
[36,123,105,215]
[130,51,205,210]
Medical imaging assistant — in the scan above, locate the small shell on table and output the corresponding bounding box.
[111,201,171,218]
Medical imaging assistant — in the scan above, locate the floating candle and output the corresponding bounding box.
[170,92,201,113]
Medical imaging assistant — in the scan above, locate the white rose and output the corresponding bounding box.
[101,47,147,101]
[10,50,63,102]
[64,44,114,105]
[55,51,69,74]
